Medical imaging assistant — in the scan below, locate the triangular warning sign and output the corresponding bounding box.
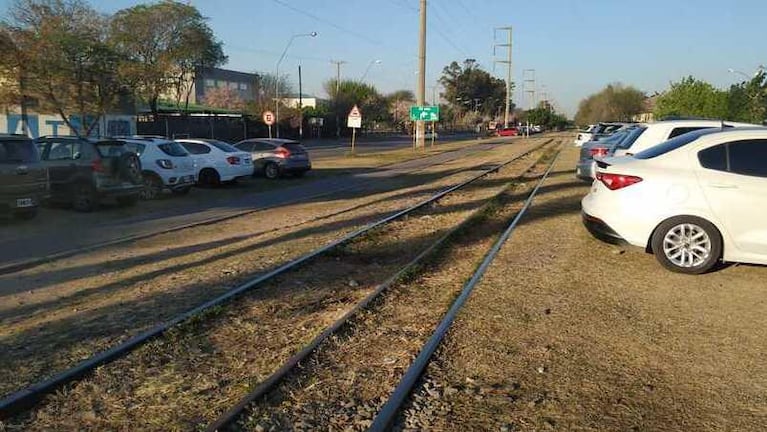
[349,105,362,118]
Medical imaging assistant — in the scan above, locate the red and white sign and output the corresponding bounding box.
[347,105,362,128]
[262,111,275,126]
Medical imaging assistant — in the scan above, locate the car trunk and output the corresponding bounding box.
[94,141,135,187]
[282,143,309,161]
[0,139,48,208]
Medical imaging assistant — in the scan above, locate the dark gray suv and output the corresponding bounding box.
[234,138,311,179]
[0,135,48,220]
[36,136,144,211]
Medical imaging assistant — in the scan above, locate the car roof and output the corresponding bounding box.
[119,137,174,145]
[0,133,32,140]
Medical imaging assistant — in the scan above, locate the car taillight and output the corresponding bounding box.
[596,172,643,190]
[275,147,291,158]
[91,159,105,173]
[227,156,241,165]
[156,159,174,169]
[589,147,609,158]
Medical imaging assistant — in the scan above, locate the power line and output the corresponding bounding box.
[270,0,381,46]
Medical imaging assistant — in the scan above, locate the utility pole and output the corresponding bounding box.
[331,60,347,139]
[298,65,303,139]
[494,27,513,128]
[415,0,427,149]
[523,68,536,137]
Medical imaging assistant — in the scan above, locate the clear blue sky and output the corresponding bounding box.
[2,0,766,117]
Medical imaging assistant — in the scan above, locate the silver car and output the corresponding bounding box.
[576,126,646,181]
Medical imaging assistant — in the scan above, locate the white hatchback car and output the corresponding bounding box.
[121,138,197,199]
[582,128,767,274]
[176,139,253,186]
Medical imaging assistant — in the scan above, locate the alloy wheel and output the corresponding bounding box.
[662,223,712,268]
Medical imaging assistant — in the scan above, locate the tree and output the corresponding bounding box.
[3,0,125,137]
[439,59,510,121]
[727,71,767,124]
[654,76,729,120]
[324,79,390,128]
[110,0,226,115]
[575,83,645,125]
[386,89,415,131]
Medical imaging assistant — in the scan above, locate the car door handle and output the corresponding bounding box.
[709,183,738,189]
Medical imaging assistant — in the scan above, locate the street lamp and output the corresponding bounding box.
[360,59,382,82]
[275,31,317,138]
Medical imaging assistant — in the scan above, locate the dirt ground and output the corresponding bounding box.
[1,140,560,431]
[400,145,767,431]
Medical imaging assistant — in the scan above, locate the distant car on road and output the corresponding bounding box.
[120,137,196,199]
[36,136,143,211]
[496,127,518,137]
[234,138,312,179]
[176,138,253,186]
[582,127,767,274]
[0,134,48,219]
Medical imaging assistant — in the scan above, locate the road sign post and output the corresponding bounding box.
[347,105,362,155]
[263,111,275,139]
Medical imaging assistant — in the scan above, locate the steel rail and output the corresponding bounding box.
[368,143,564,432]
[0,139,553,420]
[204,140,558,432]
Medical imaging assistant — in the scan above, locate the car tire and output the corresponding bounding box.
[264,162,280,180]
[140,173,163,200]
[651,216,722,275]
[116,194,139,207]
[15,208,38,220]
[118,153,143,185]
[199,168,221,187]
[72,183,99,212]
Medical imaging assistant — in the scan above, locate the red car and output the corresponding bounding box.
[496,127,518,137]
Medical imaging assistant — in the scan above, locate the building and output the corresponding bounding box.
[280,93,323,109]
[633,94,659,123]
[0,109,136,138]
[194,67,258,104]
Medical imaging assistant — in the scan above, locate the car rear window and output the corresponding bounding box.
[0,139,39,163]
[208,140,240,153]
[616,127,647,149]
[94,142,129,158]
[158,142,189,157]
[634,128,719,159]
[282,143,306,153]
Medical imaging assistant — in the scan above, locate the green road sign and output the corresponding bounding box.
[410,105,440,121]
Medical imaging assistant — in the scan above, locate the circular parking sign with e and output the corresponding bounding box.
[263,111,275,126]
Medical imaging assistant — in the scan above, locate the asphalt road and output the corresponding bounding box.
[304,133,477,159]
[0,137,507,272]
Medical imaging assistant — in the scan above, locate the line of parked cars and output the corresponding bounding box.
[577,119,767,274]
[0,134,312,219]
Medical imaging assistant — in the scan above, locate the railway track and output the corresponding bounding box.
[196,143,564,431]
[0,137,522,276]
[1,139,559,428]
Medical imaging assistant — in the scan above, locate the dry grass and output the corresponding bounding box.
[403,145,767,432]
[229,143,563,432]
[1,140,557,431]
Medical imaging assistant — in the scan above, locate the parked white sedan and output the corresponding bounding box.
[582,128,767,274]
[176,139,253,186]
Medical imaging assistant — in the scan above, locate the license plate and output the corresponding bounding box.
[16,198,34,208]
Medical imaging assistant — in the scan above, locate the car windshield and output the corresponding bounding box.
[157,141,189,157]
[207,140,240,153]
[0,139,39,163]
[633,128,718,159]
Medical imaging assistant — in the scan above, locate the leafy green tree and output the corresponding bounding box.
[575,83,645,125]
[324,79,390,127]
[110,0,226,115]
[654,76,729,120]
[727,71,767,124]
[3,0,125,136]
[440,59,510,119]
